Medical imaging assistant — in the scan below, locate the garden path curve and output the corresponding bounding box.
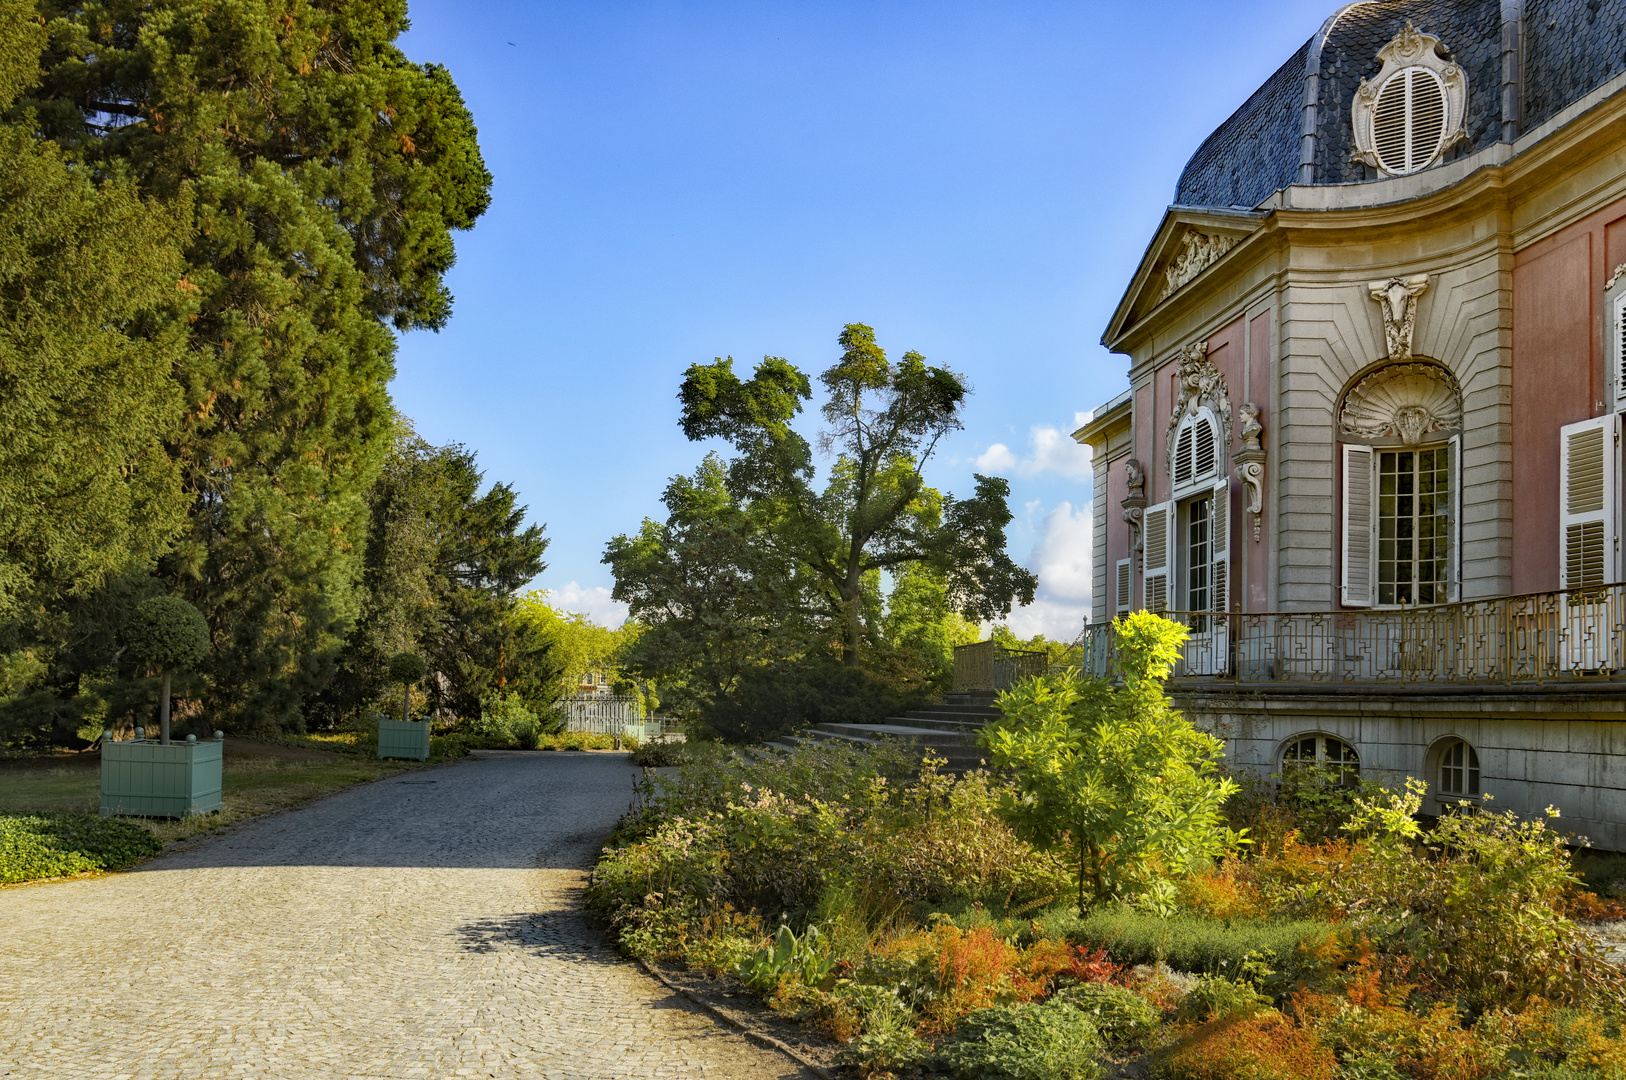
[0,752,809,1080]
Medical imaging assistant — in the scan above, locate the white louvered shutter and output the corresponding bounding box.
[1613,286,1626,412]
[1143,502,1172,613]
[1211,478,1231,612]
[1115,559,1132,616]
[1448,434,1461,601]
[1342,444,1376,607]
[1173,425,1194,489]
[1194,418,1217,481]
[1559,416,1620,590]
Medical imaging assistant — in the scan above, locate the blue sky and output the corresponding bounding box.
[393,0,1332,637]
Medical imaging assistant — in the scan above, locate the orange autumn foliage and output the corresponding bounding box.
[1161,1011,1336,1080]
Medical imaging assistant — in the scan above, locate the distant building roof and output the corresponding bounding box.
[1172,0,1626,209]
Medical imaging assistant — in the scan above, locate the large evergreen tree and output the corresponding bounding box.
[22,0,492,730]
[0,0,195,746]
[313,429,552,725]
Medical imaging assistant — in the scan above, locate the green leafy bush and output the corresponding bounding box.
[1052,982,1160,1045]
[1327,780,1618,1009]
[703,656,925,743]
[462,693,538,749]
[1,813,162,884]
[983,612,1240,913]
[936,1001,1105,1080]
[735,923,835,993]
[386,652,427,684]
[630,739,687,767]
[1173,974,1274,1024]
[835,1016,932,1079]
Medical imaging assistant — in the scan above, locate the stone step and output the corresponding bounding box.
[811,722,967,745]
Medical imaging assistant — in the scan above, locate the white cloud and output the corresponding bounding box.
[997,500,1094,640]
[542,582,630,628]
[1029,501,1093,601]
[974,443,1019,473]
[973,417,1093,480]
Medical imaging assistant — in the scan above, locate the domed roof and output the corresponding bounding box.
[1172,0,1626,209]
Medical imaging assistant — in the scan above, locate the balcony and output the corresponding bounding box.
[1079,585,1626,687]
[952,641,1049,692]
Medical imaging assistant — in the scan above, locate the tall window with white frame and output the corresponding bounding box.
[1376,445,1452,605]
[1185,495,1211,624]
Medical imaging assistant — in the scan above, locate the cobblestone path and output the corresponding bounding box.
[0,753,809,1080]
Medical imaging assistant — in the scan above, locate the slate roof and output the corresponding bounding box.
[1173,0,1626,207]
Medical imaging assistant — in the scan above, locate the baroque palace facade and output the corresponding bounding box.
[1075,0,1626,848]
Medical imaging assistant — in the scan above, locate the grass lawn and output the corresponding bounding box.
[0,738,428,851]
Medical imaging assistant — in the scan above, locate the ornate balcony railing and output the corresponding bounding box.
[953,641,1050,691]
[1079,585,1626,685]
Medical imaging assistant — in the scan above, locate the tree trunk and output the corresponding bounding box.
[839,568,864,668]
[160,670,172,745]
[402,682,411,724]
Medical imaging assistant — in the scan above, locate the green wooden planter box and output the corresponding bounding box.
[378,718,431,761]
[100,734,224,818]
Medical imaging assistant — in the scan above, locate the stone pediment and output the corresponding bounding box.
[1102,208,1265,350]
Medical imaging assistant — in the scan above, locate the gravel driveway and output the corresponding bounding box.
[0,752,809,1080]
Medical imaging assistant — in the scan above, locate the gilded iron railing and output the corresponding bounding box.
[1079,584,1626,685]
[953,641,1050,691]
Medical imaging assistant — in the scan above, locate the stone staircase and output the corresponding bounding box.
[763,690,1002,772]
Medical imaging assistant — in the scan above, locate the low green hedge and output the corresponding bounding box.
[1,813,162,884]
[1039,906,1334,977]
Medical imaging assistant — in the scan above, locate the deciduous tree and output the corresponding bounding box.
[678,324,1035,667]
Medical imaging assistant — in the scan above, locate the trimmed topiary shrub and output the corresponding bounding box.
[124,595,209,744]
[386,652,427,723]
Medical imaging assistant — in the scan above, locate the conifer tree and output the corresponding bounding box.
[23,0,492,730]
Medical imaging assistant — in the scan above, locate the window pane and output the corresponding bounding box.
[1375,441,1452,606]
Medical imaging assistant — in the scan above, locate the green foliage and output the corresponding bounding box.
[982,612,1240,913]
[1035,906,1332,981]
[703,655,924,743]
[1328,781,1617,1009]
[461,693,540,750]
[1173,973,1275,1024]
[124,597,209,672]
[387,653,428,685]
[605,454,808,721]
[315,432,553,726]
[672,324,1035,667]
[936,1001,1105,1080]
[834,1017,932,1080]
[629,740,687,767]
[734,923,836,993]
[22,0,491,732]
[512,593,642,702]
[877,563,983,692]
[1052,982,1160,1045]
[0,813,162,884]
[987,626,1080,668]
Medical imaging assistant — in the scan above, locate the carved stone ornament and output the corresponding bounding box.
[1351,23,1469,177]
[1369,273,1430,360]
[1165,340,1232,479]
[1338,362,1462,445]
[1155,231,1240,304]
[1121,458,1148,558]
[1607,263,1626,291]
[1233,403,1266,542]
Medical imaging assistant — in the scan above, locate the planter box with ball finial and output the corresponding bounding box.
[100,729,224,817]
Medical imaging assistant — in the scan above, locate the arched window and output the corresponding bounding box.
[1171,410,1220,493]
[1436,738,1480,798]
[1282,734,1360,785]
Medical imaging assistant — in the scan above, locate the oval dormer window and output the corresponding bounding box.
[1371,67,1447,175]
[1352,23,1467,179]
